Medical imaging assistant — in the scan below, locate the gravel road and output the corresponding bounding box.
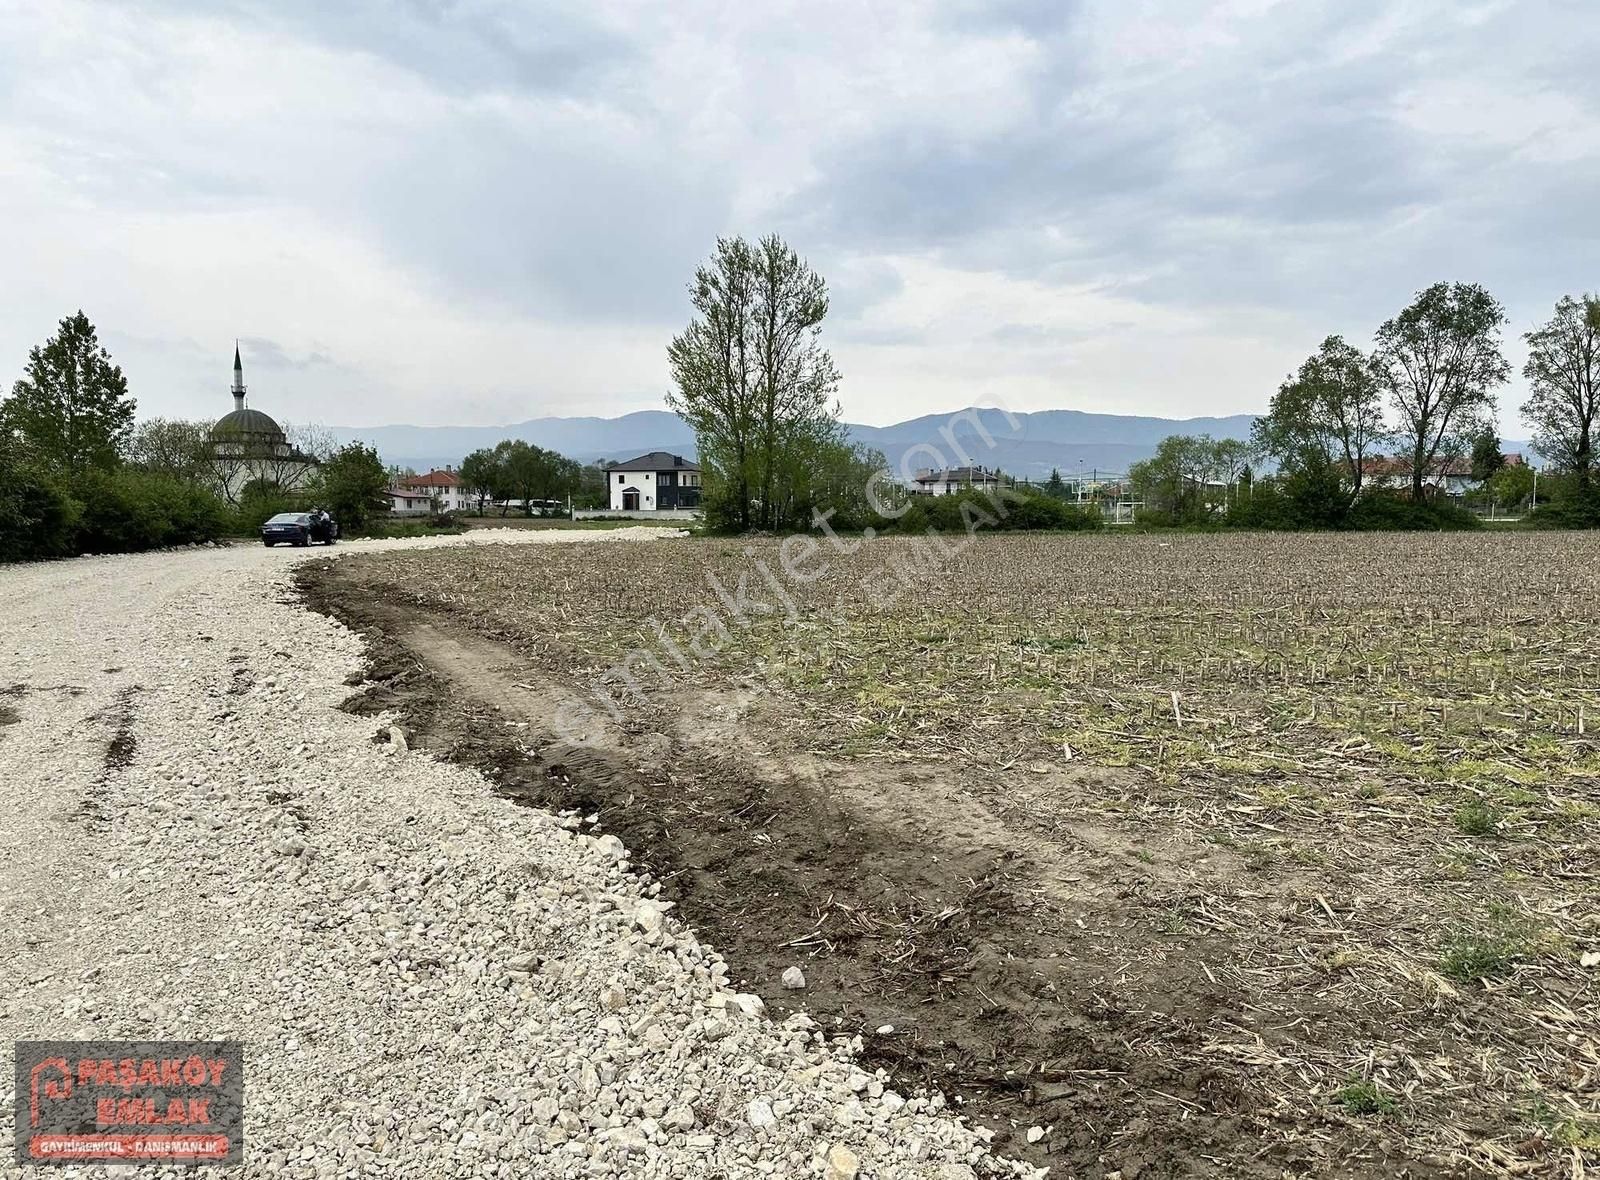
[0,532,1040,1180]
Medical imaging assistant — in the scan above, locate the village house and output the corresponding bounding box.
[399,468,473,513]
[910,466,1009,495]
[385,486,435,515]
[1362,453,1526,497]
[607,452,702,512]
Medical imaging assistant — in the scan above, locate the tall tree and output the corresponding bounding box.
[1129,434,1219,522]
[668,235,841,532]
[316,442,389,530]
[492,440,575,515]
[1522,294,1600,489]
[127,417,213,482]
[669,237,758,531]
[751,235,842,530]
[1252,335,1387,508]
[1469,427,1505,482]
[1,311,134,476]
[459,447,502,514]
[1374,282,1509,501]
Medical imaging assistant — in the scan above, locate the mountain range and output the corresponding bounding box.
[333,406,1261,479]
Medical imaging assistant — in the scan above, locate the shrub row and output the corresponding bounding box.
[0,466,230,562]
[884,488,1104,535]
[1217,485,1484,532]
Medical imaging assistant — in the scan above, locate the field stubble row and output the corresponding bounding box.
[347,530,1599,1174]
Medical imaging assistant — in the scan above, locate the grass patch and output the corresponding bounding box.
[1333,1079,1398,1116]
[1439,908,1542,982]
[1439,935,1521,981]
[357,520,468,540]
[1453,798,1500,837]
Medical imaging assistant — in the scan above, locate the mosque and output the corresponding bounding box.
[207,345,319,502]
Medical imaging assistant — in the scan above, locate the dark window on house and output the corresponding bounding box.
[617,474,624,483]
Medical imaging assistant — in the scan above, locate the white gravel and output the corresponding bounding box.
[0,531,1042,1179]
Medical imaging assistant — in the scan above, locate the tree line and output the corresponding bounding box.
[1132,283,1600,529]
[455,441,609,515]
[0,311,394,560]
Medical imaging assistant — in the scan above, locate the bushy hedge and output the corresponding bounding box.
[0,466,230,562]
[1218,484,1482,532]
[72,469,231,553]
[1135,507,1224,530]
[0,466,81,560]
[1346,492,1481,531]
[1527,485,1600,529]
[887,488,1102,534]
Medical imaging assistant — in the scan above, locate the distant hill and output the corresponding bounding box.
[847,408,1257,479]
[332,410,696,473]
[333,405,1260,478]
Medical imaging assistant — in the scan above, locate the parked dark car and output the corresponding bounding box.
[261,511,338,547]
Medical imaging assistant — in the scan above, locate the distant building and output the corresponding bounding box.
[1362,453,1525,497]
[607,452,701,512]
[206,345,318,503]
[910,466,1008,496]
[385,487,434,516]
[400,469,472,513]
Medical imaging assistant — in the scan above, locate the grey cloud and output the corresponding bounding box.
[354,112,730,322]
[935,0,1087,38]
[238,337,341,371]
[4,0,1599,429]
[783,0,1600,337]
[158,0,637,97]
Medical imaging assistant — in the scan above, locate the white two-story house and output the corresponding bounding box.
[607,452,702,512]
[400,469,473,513]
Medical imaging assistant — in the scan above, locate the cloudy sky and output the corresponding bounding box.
[0,0,1596,431]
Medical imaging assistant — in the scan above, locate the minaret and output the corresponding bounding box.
[231,342,246,411]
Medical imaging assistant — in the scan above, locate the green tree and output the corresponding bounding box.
[1522,295,1600,490]
[1469,428,1505,482]
[770,432,885,531]
[573,462,610,510]
[1252,335,1387,509]
[1042,468,1068,500]
[0,311,134,476]
[1280,446,1349,526]
[492,440,576,515]
[1374,282,1509,501]
[1485,462,1535,511]
[316,442,389,531]
[668,234,841,532]
[459,447,502,514]
[127,417,213,483]
[1130,434,1218,523]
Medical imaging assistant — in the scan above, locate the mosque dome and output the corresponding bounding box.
[211,406,285,442]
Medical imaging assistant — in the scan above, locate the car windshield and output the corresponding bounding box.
[266,513,309,525]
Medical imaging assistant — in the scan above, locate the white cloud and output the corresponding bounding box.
[0,0,1596,437]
